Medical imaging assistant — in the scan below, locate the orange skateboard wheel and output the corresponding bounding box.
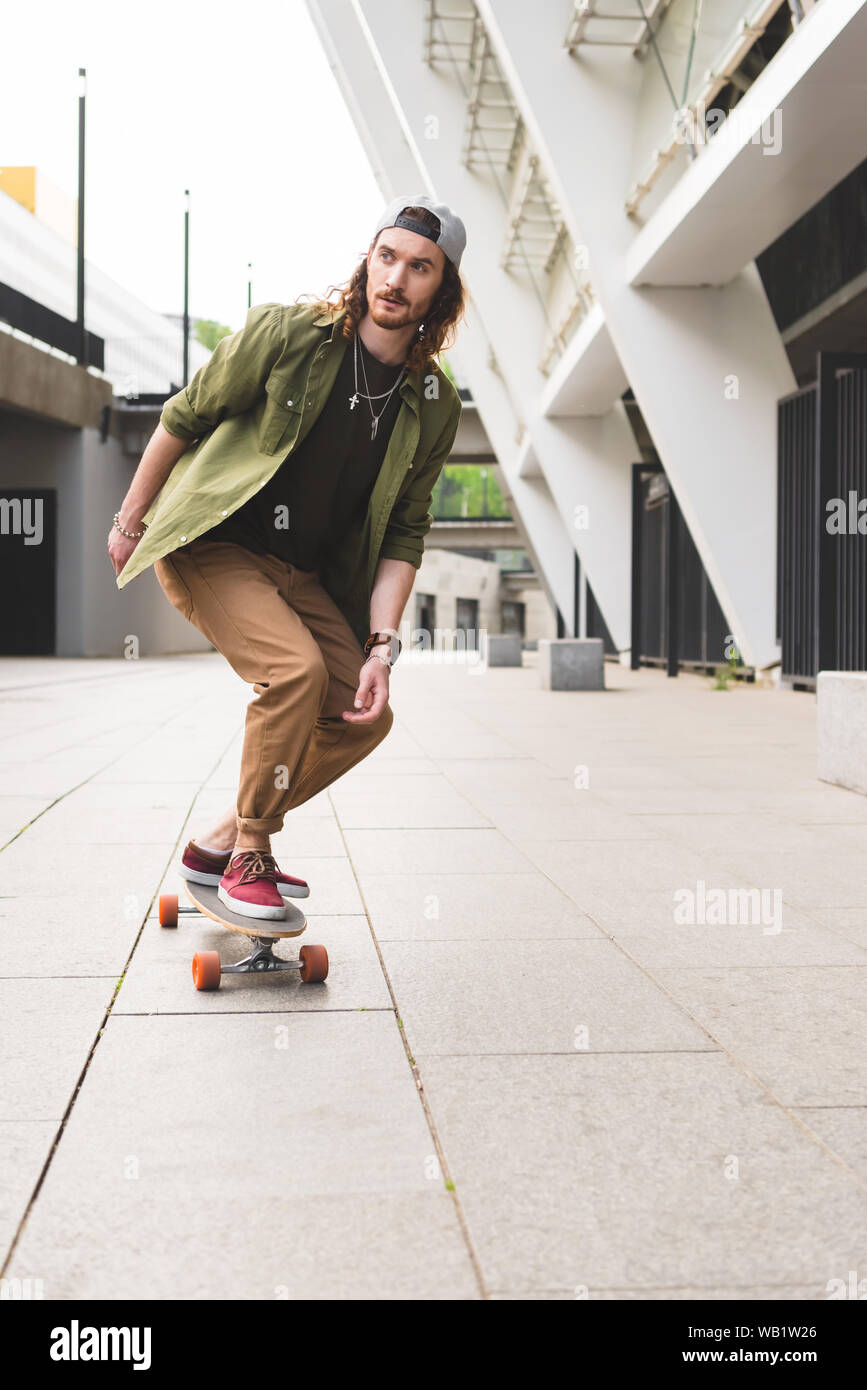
[192,950,222,991]
[159,893,179,927]
[299,944,328,983]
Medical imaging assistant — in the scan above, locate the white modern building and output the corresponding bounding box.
[0,168,211,396]
[0,174,212,656]
[305,0,867,682]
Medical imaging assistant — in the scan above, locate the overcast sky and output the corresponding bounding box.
[2,0,387,331]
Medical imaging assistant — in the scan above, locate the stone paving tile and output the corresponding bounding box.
[343,827,535,876]
[630,813,856,856]
[341,755,438,778]
[0,895,151,978]
[0,1121,57,1256]
[0,799,56,846]
[611,920,867,968]
[488,802,661,842]
[0,762,111,799]
[803,906,867,949]
[573,889,867,965]
[0,978,116,1121]
[650,965,867,1107]
[55,780,201,811]
[331,777,490,829]
[381,937,716,1057]
[515,837,731,899]
[792,1108,867,1184]
[8,1013,478,1299]
[487,1285,830,1300]
[711,849,867,909]
[357,870,602,941]
[413,1052,867,1294]
[20,807,188,846]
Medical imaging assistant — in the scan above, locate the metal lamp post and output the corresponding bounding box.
[76,68,86,365]
[183,189,190,385]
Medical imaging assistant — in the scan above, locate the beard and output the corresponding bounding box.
[368,292,421,331]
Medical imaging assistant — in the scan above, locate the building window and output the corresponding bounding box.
[501,600,525,637]
[456,596,480,651]
[416,592,436,641]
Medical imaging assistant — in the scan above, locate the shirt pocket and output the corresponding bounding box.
[259,372,305,455]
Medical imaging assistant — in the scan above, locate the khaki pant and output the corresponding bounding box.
[154,538,392,835]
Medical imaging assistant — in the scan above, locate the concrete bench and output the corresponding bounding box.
[485,634,523,667]
[817,671,867,796]
[538,638,605,691]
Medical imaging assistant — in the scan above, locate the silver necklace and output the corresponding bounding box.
[349,334,406,441]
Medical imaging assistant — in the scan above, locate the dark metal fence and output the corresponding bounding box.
[631,463,728,675]
[0,280,104,370]
[778,352,867,683]
[777,382,817,681]
[586,579,617,655]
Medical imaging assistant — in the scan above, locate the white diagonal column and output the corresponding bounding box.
[311,0,630,638]
[475,0,800,668]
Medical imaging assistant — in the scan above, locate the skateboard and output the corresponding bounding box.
[158,881,329,991]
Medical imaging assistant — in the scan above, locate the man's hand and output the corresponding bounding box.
[107,525,142,577]
[343,656,390,725]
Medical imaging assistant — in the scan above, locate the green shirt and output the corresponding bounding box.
[116,300,462,647]
[210,330,405,570]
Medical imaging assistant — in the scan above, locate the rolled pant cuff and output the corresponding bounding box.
[236,815,284,836]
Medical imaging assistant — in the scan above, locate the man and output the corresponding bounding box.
[110,196,466,920]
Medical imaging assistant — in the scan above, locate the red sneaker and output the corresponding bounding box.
[180,840,309,898]
[218,850,287,921]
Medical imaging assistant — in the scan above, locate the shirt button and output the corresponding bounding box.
[221,510,228,516]
[180,535,187,542]
[286,398,293,406]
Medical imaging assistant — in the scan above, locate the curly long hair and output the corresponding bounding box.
[297,205,465,374]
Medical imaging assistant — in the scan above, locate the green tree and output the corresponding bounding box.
[195,319,233,351]
[431,464,509,518]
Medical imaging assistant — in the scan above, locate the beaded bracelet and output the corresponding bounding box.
[113,512,148,539]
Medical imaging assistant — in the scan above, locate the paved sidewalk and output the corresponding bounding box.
[1,652,865,1299]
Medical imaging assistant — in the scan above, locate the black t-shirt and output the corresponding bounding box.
[210,333,405,570]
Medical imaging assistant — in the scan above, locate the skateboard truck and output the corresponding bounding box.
[224,938,303,975]
[158,890,328,991]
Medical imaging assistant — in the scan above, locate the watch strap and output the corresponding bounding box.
[364,631,402,661]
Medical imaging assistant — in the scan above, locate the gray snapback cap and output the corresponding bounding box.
[372,195,467,271]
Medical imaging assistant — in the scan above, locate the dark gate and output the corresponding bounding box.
[777,381,817,681]
[778,352,867,682]
[631,464,728,675]
[0,490,57,654]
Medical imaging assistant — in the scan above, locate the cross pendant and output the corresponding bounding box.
[349,393,359,410]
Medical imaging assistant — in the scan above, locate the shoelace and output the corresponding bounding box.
[230,850,279,886]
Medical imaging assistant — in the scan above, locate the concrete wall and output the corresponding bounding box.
[507,580,558,642]
[0,407,211,657]
[413,549,501,638]
[412,547,555,642]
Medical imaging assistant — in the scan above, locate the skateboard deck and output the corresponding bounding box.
[158,882,328,991]
[183,879,307,938]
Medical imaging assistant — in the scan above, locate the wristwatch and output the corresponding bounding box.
[364,631,401,666]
